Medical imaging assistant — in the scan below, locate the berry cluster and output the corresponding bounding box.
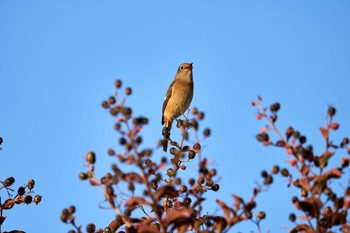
[61,80,266,233]
[252,96,350,232]
[0,175,42,232]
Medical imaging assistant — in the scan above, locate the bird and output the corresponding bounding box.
[162,63,194,152]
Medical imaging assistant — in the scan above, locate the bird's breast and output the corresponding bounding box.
[164,81,193,119]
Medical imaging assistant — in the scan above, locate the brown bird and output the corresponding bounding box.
[162,63,194,152]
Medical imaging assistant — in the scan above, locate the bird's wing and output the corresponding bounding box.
[162,80,175,125]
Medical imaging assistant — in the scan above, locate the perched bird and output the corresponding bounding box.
[162,63,194,152]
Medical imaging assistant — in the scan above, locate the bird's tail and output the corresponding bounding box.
[162,119,173,152]
[163,138,168,152]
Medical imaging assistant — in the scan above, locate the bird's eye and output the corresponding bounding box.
[180,66,184,70]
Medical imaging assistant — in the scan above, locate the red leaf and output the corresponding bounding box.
[331,212,346,225]
[340,224,350,233]
[2,198,15,210]
[311,175,327,195]
[256,113,264,120]
[212,216,228,232]
[123,172,143,183]
[341,157,350,168]
[298,215,308,221]
[163,208,191,229]
[301,164,310,176]
[286,147,293,155]
[89,179,99,186]
[170,141,179,147]
[216,199,233,223]
[324,168,342,179]
[124,197,150,211]
[289,159,298,168]
[293,178,310,191]
[295,197,321,218]
[263,141,273,146]
[108,217,124,232]
[329,122,339,130]
[275,140,286,147]
[154,185,178,200]
[193,197,206,208]
[319,127,329,140]
[230,215,245,225]
[290,224,313,233]
[0,216,6,225]
[137,221,159,233]
[319,151,334,169]
[159,163,166,170]
[231,194,243,210]
[260,127,267,133]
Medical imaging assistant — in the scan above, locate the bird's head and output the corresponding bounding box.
[177,63,193,72]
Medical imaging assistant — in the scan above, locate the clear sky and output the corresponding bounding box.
[1,1,350,232]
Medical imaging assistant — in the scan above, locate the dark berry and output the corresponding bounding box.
[108,149,115,156]
[212,184,220,192]
[271,165,280,174]
[203,128,211,137]
[167,168,176,177]
[114,80,122,89]
[281,168,289,177]
[18,187,25,196]
[24,195,33,204]
[150,180,158,190]
[328,106,336,117]
[291,196,298,203]
[125,87,132,95]
[30,197,41,208]
[197,112,205,120]
[261,170,268,178]
[68,205,76,214]
[102,100,109,109]
[256,133,269,142]
[188,150,196,159]
[257,211,266,219]
[293,131,300,139]
[289,213,296,222]
[285,127,294,140]
[86,151,96,164]
[79,172,88,180]
[193,143,201,151]
[86,223,96,233]
[299,136,307,144]
[183,197,192,205]
[264,175,273,185]
[340,137,349,147]
[4,177,15,187]
[191,107,198,115]
[108,96,116,105]
[269,102,280,112]
[119,137,127,145]
[180,185,187,193]
[114,123,121,130]
[27,179,35,190]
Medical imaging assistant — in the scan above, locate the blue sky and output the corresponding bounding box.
[1,1,350,232]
